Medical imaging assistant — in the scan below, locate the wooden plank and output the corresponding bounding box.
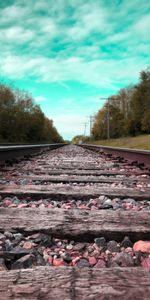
[0,185,150,200]
[34,166,108,170]
[19,169,150,176]
[0,208,149,241]
[0,266,149,300]
[21,174,150,184]
[3,167,149,176]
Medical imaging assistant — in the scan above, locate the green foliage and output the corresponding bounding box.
[72,135,90,144]
[129,70,150,134]
[0,83,63,143]
[92,67,150,140]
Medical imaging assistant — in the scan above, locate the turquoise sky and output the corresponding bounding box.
[0,0,150,140]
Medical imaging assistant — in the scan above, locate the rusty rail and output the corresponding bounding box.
[0,143,65,162]
[80,144,150,168]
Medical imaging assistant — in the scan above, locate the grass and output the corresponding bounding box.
[89,135,150,150]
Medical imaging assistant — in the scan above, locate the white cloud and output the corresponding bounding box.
[0,26,35,44]
[134,14,150,38]
[0,4,29,23]
[1,52,149,91]
[35,96,46,102]
[67,2,109,40]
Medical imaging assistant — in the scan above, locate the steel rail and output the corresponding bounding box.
[0,143,65,162]
[79,144,150,168]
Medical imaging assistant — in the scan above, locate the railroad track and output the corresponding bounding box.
[0,144,150,299]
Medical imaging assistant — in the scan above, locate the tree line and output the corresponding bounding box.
[92,67,150,140]
[0,82,63,143]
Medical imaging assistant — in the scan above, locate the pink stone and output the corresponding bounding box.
[65,205,72,209]
[47,256,53,264]
[88,256,97,266]
[9,203,17,208]
[94,259,106,268]
[30,204,36,208]
[53,259,66,266]
[23,242,33,249]
[90,199,97,205]
[78,205,90,210]
[61,204,66,208]
[139,206,144,210]
[18,203,28,208]
[3,199,12,207]
[132,206,140,211]
[91,199,97,205]
[133,241,150,253]
[39,203,45,208]
[141,257,150,268]
[72,257,80,266]
[126,203,133,209]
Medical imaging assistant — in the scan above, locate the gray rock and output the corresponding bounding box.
[66,244,73,250]
[48,252,59,257]
[134,251,142,266]
[76,258,90,267]
[107,240,119,252]
[124,198,137,205]
[142,207,150,211]
[87,202,93,208]
[103,199,112,205]
[40,234,52,247]
[6,246,32,259]
[121,236,133,248]
[94,259,106,268]
[29,233,42,243]
[36,254,46,266]
[61,253,72,263]
[113,198,121,202]
[73,243,86,251]
[5,239,13,251]
[98,195,106,202]
[12,196,20,205]
[4,231,13,239]
[11,254,36,269]
[94,237,106,250]
[113,252,134,267]
[13,233,23,241]
[19,179,30,185]
[0,233,6,241]
[113,203,121,210]
[101,203,113,209]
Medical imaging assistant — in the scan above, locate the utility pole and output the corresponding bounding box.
[87,115,95,138]
[99,97,110,139]
[83,122,87,136]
